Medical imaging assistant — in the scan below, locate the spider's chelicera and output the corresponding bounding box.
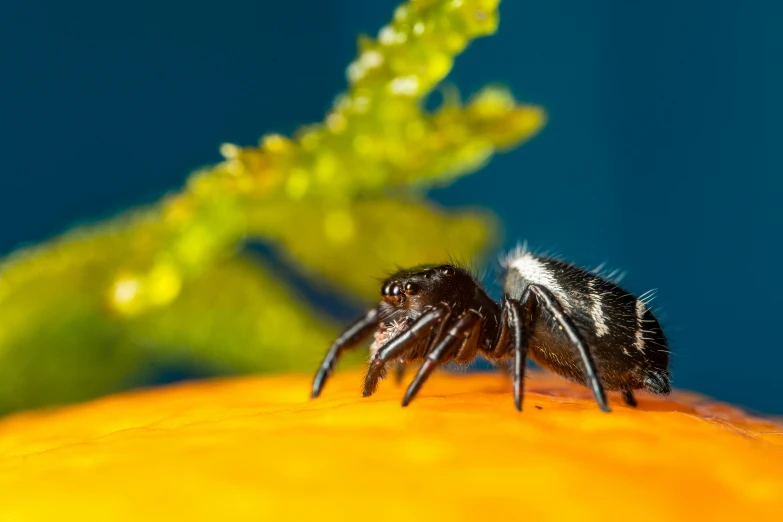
[311,246,671,412]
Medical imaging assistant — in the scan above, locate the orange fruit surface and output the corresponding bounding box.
[0,371,781,521]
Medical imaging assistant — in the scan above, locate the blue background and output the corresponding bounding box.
[2,1,781,413]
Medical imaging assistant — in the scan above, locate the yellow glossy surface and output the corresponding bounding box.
[0,372,781,521]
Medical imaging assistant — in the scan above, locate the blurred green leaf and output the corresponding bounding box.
[0,0,544,414]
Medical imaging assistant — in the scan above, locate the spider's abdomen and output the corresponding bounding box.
[503,251,670,394]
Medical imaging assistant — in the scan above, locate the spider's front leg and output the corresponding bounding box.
[401,309,483,406]
[311,306,381,399]
[362,304,451,397]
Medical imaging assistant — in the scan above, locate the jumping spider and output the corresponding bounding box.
[311,246,671,412]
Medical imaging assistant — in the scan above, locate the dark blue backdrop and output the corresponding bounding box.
[2,1,781,413]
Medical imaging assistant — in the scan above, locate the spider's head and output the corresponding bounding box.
[379,264,476,314]
[370,263,498,359]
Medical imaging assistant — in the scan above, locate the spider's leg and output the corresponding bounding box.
[393,363,406,384]
[497,360,513,381]
[491,300,511,357]
[362,305,450,397]
[454,311,483,363]
[405,338,428,362]
[621,389,637,408]
[528,284,611,412]
[507,296,530,411]
[311,306,381,399]
[402,310,482,407]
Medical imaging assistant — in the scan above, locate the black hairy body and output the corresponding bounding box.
[311,247,671,412]
[504,254,670,396]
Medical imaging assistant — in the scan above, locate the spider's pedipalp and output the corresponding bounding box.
[363,304,450,397]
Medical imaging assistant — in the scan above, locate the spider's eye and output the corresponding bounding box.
[404,282,419,295]
[382,283,405,305]
[439,266,455,277]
